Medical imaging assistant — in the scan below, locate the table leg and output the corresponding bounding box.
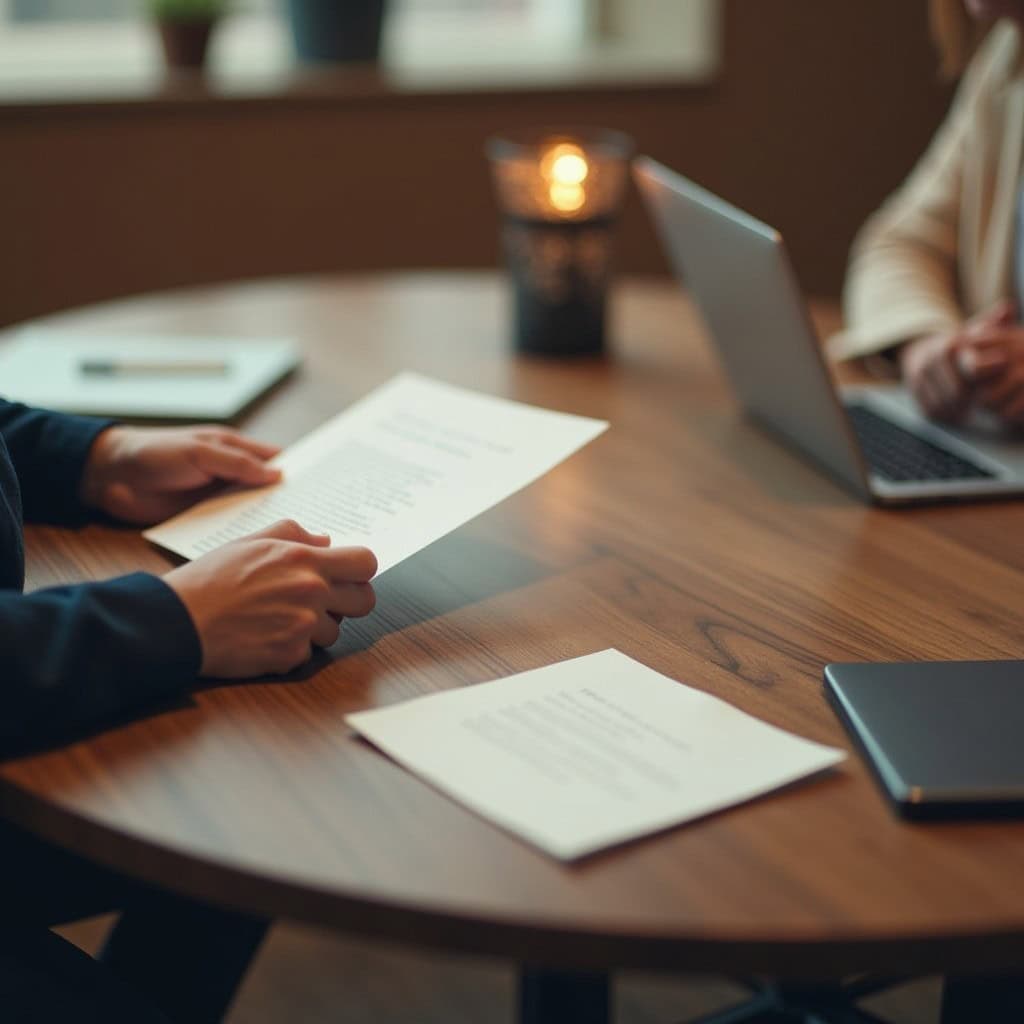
[940,975,1024,1023]
[684,981,897,1024]
[518,967,610,1024]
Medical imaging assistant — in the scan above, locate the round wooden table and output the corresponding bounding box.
[4,273,1024,1015]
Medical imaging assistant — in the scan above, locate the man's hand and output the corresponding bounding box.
[899,301,1016,422]
[164,520,377,677]
[80,425,282,525]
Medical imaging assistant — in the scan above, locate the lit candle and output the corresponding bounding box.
[488,129,633,356]
[539,142,590,216]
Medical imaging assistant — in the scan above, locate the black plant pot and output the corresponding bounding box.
[157,17,217,71]
[287,0,386,64]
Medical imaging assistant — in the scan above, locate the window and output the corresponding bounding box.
[0,0,719,101]
[9,0,136,18]
[2,0,546,25]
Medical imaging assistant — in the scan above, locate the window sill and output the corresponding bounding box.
[0,11,719,113]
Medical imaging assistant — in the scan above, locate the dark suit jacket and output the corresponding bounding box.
[0,400,200,754]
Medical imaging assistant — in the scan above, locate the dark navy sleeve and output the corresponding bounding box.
[0,573,201,756]
[0,400,113,526]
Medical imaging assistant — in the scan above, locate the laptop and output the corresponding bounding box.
[824,659,1024,819]
[634,156,1024,504]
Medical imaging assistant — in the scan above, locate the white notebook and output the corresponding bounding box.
[0,330,299,420]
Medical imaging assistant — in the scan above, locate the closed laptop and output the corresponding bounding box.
[824,659,1024,819]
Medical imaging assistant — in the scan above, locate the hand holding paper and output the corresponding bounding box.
[145,374,608,574]
[164,520,378,677]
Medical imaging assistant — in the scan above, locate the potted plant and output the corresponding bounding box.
[286,0,387,65]
[150,0,228,72]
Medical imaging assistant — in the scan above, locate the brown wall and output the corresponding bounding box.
[0,0,953,328]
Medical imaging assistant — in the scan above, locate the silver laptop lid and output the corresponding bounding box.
[633,156,871,499]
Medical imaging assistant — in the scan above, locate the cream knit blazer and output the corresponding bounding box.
[829,21,1024,362]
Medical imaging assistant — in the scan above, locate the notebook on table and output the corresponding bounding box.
[824,659,1024,819]
[0,330,299,421]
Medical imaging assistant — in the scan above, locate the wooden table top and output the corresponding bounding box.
[4,271,1024,978]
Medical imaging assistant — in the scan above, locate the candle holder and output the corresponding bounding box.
[487,127,634,357]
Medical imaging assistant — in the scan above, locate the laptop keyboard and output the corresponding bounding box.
[845,404,996,482]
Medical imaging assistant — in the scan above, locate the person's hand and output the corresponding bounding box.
[898,301,1016,422]
[899,329,971,422]
[80,424,282,525]
[164,519,377,678]
[956,301,1024,424]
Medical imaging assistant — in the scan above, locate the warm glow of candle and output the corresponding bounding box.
[539,142,589,214]
[548,182,585,212]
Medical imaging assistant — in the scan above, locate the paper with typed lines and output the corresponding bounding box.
[145,373,608,574]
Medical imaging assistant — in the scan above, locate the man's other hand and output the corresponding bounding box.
[164,520,378,677]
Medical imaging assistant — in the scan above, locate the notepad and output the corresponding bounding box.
[0,331,299,420]
[145,373,609,574]
[347,650,846,860]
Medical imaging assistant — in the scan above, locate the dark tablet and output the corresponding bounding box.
[823,660,1024,820]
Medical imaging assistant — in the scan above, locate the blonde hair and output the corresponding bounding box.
[928,0,978,76]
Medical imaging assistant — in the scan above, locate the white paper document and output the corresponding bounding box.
[347,650,845,860]
[145,373,608,573]
[0,331,299,420]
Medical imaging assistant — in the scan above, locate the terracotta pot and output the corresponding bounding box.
[157,18,217,71]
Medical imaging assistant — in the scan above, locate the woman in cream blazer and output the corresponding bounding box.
[832,2,1024,423]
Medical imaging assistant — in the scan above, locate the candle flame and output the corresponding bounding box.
[549,182,586,212]
[540,142,589,214]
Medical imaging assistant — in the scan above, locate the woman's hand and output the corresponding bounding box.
[899,301,1016,422]
[80,424,281,525]
[899,329,971,422]
[957,307,1024,424]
